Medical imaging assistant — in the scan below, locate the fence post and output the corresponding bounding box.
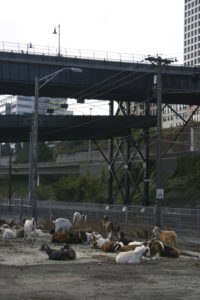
[19,194,23,223]
[48,201,52,218]
[13,194,16,222]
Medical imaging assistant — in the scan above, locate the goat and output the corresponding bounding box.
[14,228,24,238]
[152,226,177,248]
[148,239,180,258]
[31,229,45,238]
[0,227,15,239]
[24,218,36,240]
[116,245,150,264]
[73,212,87,224]
[40,243,76,260]
[51,230,87,244]
[53,218,72,233]
[0,219,6,226]
[137,228,150,239]
[8,220,16,228]
[101,241,123,253]
[118,242,147,253]
[91,236,110,249]
[120,232,133,245]
[1,223,10,229]
[103,215,121,240]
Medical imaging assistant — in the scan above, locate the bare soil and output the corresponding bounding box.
[0,233,200,300]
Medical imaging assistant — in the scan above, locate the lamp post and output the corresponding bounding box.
[27,43,33,53]
[53,24,61,56]
[88,108,92,161]
[30,67,82,221]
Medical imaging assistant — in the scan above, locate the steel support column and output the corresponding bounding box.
[108,101,114,204]
[143,102,150,206]
[125,101,131,204]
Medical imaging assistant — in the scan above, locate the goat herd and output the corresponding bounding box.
[0,212,180,264]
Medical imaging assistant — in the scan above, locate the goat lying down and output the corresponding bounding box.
[40,244,76,260]
[148,239,180,258]
[116,245,150,264]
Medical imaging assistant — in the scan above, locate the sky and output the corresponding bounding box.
[0,0,184,115]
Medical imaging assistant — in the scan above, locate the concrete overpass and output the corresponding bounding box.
[1,150,200,178]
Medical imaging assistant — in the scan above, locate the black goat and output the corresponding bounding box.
[119,231,133,246]
[39,243,76,260]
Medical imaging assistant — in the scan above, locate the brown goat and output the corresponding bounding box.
[149,239,180,258]
[0,219,6,226]
[103,215,121,240]
[101,241,121,253]
[118,243,146,252]
[51,230,87,244]
[153,227,177,248]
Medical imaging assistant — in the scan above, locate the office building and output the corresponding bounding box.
[0,95,73,115]
[184,0,200,66]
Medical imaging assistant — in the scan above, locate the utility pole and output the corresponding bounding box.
[31,76,39,221]
[145,56,175,227]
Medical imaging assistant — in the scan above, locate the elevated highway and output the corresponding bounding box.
[0,50,200,104]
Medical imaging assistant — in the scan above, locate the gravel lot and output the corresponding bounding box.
[0,232,200,300]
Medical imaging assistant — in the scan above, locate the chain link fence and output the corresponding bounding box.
[0,198,200,234]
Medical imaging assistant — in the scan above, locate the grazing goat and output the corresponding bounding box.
[51,230,87,244]
[116,245,150,264]
[0,227,15,239]
[73,212,87,224]
[24,218,36,240]
[40,243,76,260]
[148,239,180,258]
[53,218,72,233]
[103,215,121,240]
[153,226,177,248]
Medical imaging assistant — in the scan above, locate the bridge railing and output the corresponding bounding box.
[0,41,147,63]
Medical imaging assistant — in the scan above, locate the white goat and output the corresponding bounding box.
[73,212,87,224]
[82,232,92,245]
[31,229,46,238]
[53,218,72,233]
[0,227,15,239]
[24,218,36,240]
[128,241,144,246]
[116,245,150,264]
[91,236,110,249]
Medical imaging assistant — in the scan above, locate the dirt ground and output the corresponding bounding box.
[0,233,200,300]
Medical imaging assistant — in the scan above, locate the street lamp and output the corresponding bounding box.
[30,67,83,220]
[53,24,61,56]
[27,43,33,53]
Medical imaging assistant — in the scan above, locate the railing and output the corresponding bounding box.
[0,198,200,234]
[0,41,183,65]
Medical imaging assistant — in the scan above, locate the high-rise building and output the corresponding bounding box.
[0,95,73,115]
[184,0,200,66]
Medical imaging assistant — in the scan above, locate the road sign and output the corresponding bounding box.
[156,189,164,199]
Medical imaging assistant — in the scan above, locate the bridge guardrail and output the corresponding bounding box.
[0,41,150,64]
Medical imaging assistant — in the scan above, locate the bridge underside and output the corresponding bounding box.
[1,52,200,104]
[0,115,156,143]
